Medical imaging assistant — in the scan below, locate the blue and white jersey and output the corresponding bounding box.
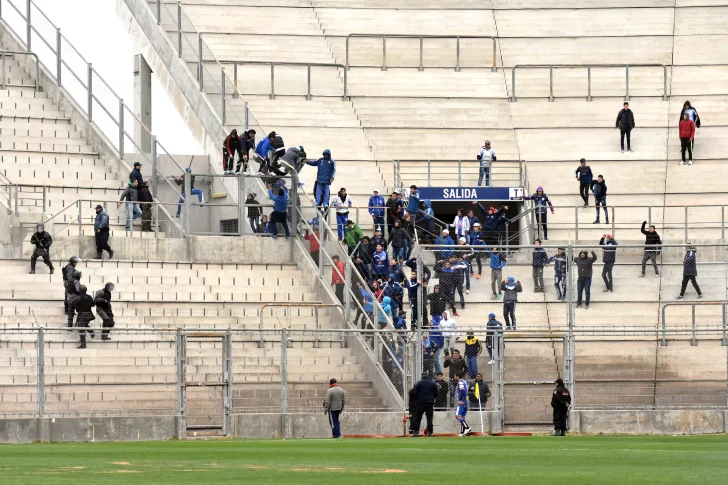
[457,379,469,405]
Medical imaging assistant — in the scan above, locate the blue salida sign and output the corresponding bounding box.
[418,186,524,201]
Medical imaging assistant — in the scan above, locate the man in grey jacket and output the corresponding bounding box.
[500,276,523,329]
[324,378,346,438]
[676,244,703,300]
[574,250,598,308]
[117,180,142,230]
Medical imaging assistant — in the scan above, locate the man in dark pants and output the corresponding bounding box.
[574,250,597,309]
[599,234,617,292]
[62,257,80,313]
[94,205,114,260]
[676,244,703,300]
[551,378,571,436]
[29,224,54,274]
[138,181,154,232]
[68,285,96,349]
[323,378,346,438]
[65,269,82,325]
[640,221,661,277]
[444,349,468,408]
[615,101,635,152]
[94,282,116,340]
[236,129,257,174]
[434,372,449,410]
[411,373,439,437]
[575,158,593,208]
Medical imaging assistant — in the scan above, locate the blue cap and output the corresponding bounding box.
[507,276,515,283]
[488,313,496,318]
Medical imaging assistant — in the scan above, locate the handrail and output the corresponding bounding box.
[661,302,728,347]
[0,0,184,235]
[397,159,523,186]
[259,303,344,343]
[510,63,669,102]
[216,60,348,100]
[345,33,497,72]
[0,49,39,90]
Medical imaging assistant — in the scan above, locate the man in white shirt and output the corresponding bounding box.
[477,140,496,187]
[330,187,353,241]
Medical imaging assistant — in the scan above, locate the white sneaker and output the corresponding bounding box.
[679,161,684,165]
[464,428,472,436]
[465,290,470,294]
[688,160,693,165]
[488,360,494,364]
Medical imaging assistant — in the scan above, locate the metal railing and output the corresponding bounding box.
[0,0,184,235]
[662,302,728,346]
[216,60,348,101]
[345,34,498,72]
[396,159,523,187]
[510,64,669,102]
[0,49,38,89]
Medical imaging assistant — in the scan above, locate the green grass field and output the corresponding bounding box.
[1,436,727,484]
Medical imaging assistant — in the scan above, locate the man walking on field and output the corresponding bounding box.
[324,378,346,438]
[455,373,472,436]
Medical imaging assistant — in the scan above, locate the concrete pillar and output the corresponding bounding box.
[133,53,153,153]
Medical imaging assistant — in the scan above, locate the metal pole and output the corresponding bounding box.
[37,327,45,416]
[722,303,727,346]
[492,38,497,72]
[238,171,245,236]
[648,206,652,228]
[344,257,352,323]
[574,206,579,240]
[587,65,592,101]
[280,329,289,438]
[456,37,461,72]
[270,64,275,99]
[177,1,182,57]
[118,98,125,156]
[223,331,232,435]
[566,246,574,328]
[221,69,226,125]
[42,186,47,214]
[233,63,238,99]
[684,205,689,241]
[549,65,554,102]
[244,101,249,131]
[176,330,186,420]
[722,205,725,240]
[1,53,5,90]
[611,206,615,238]
[197,33,203,90]
[87,63,93,121]
[56,29,62,85]
[662,65,668,101]
[156,0,161,24]
[151,135,158,195]
[78,203,82,236]
[306,64,311,100]
[345,35,350,70]
[511,67,516,102]
[691,304,697,346]
[343,67,348,100]
[184,170,191,235]
[625,64,630,101]
[382,37,387,71]
[661,304,667,346]
[416,255,424,330]
[26,0,32,51]
[419,36,424,71]
[458,160,462,186]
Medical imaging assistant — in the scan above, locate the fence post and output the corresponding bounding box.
[722,205,725,240]
[419,36,424,71]
[662,65,668,101]
[56,29,62,85]
[455,37,461,72]
[1,53,5,89]
[661,304,667,346]
[26,0,31,51]
[511,67,516,102]
[722,303,727,346]
[223,331,232,435]
[495,332,505,432]
[118,99,125,156]
[574,206,579,240]
[549,65,554,102]
[151,135,158,195]
[306,64,312,100]
[458,160,462,186]
[87,64,93,121]
[221,69,226,125]
[177,1,182,57]
[78,202,82,236]
[381,36,387,71]
[344,257,352,323]
[37,327,45,417]
[42,186,47,213]
[492,38,497,72]
[270,64,275,99]
[183,170,191,235]
[566,246,574,328]
[691,304,697,346]
[156,0,161,24]
[587,65,592,101]
[238,171,245,236]
[416,255,424,330]
[648,206,652,228]
[175,330,186,426]
[625,64,630,101]
[611,206,615,238]
[244,101,249,131]
[427,160,431,186]
[343,67,348,100]
[197,33,203,90]
[233,63,238,99]
[684,205,689,241]
[280,329,289,438]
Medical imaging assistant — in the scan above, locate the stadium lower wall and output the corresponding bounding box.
[571,410,728,435]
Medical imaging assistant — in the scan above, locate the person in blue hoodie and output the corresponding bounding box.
[255,131,276,159]
[389,259,406,284]
[485,246,507,298]
[368,188,386,232]
[548,247,568,301]
[521,186,555,240]
[378,296,393,327]
[575,158,593,208]
[434,229,455,267]
[371,243,390,280]
[355,281,374,330]
[306,149,336,211]
[383,274,404,316]
[469,223,486,277]
[406,185,420,222]
[266,183,289,239]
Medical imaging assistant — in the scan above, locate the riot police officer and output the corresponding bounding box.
[94,283,116,341]
[551,377,571,436]
[62,257,80,313]
[65,270,82,325]
[68,285,96,348]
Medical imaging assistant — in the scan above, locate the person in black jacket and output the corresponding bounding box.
[408,387,418,435]
[551,378,571,436]
[574,250,597,308]
[223,129,239,175]
[592,175,608,224]
[469,373,490,408]
[434,372,449,410]
[532,239,549,292]
[411,374,439,436]
[599,234,617,292]
[676,244,703,300]
[65,269,82,325]
[29,224,54,274]
[236,129,257,174]
[68,285,95,349]
[640,221,661,277]
[62,257,80,312]
[94,282,116,340]
[444,350,468,407]
[139,181,154,232]
[615,101,635,152]
[574,158,593,208]
[426,285,447,323]
[129,162,144,186]
[245,193,262,232]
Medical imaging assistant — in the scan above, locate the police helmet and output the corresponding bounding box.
[69,256,81,264]
[72,270,82,280]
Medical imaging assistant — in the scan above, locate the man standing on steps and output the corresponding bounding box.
[592,175,608,224]
[551,377,571,436]
[640,221,661,278]
[676,243,703,300]
[94,282,116,341]
[307,149,336,213]
[29,224,54,275]
[94,205,113,260]
[139,180,154,232]
[368,188,386,232]
[575,158,593,208]
[616,101,635,152]
[477,140,496,187]
[323,378,346,439]
[599,234,617,293]
[532,239,548,292]
[574,250,597,309]
[68,285,96,349]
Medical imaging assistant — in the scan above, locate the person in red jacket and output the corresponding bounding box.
[332,255,346,304]
[679,112,696,166]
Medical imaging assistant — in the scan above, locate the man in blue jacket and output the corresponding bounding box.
[307,149,336,211]
[485,246,507,298]
[368,188,386,232]
[129,162,144,186]
[94,205,114,260]
[406,185,420,223]
[434,229,455,266]
[255,131,276,159]
[267,183,290,239]
[371,243,390,280]
[575,158,593,208]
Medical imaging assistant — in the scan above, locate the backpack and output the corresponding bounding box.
[593,183,602,198]
[270,135,285,151]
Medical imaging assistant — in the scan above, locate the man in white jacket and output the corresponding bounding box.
[439,310,459,357]
[330,187,353,241]
[477,140,496,187]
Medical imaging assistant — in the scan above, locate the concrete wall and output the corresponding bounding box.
[22,235,293,264]
[571,410,728,435]
[0,416,180,444]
